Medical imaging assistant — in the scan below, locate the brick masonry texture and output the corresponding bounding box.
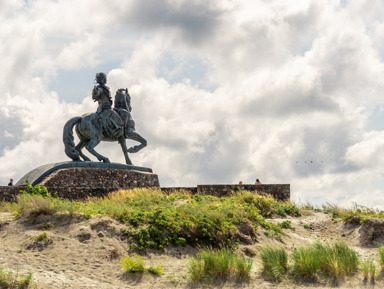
[0,167,290,202]
[0,167,160,202]
[161,184,290,201]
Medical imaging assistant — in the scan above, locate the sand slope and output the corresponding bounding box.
[0,211,382,288]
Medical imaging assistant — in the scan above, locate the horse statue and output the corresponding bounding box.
[63,88,147,165]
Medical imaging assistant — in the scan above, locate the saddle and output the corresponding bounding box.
[98,109,124,139]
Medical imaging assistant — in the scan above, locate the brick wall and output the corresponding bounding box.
[0,167,160,202]
[161,184,290,201]
[0,167,289,202]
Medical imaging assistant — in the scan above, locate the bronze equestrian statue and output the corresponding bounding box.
[63,72,147,165]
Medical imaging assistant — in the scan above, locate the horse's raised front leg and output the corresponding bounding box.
[126,131,147,153]
[119,137,132,165]
[75,140,91,161]
[85,138,110,163]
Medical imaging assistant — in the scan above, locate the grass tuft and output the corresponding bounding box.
[188,247,252,284]
[291,241,358,281]
[0,268,36,288]
[259,246,288,281]
[360,259,376,280]
[378,246,384,271]
[147,260,164,275]
[120,254,164,275]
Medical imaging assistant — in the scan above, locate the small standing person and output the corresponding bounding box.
[255,179,262,185]
[8,178,13,186]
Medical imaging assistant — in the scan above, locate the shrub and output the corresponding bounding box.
[2,188,302,250]
[120,254,145,273]
[259,246,288,281]
[20,180,50,198]
[120,254,164,275]
[279,220,293,229]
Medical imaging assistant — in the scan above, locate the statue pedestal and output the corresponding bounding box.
[16,162,160,200]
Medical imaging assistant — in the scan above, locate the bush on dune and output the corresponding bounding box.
[0,183,302,249]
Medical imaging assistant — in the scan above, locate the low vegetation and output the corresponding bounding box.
[260,246,288,281]
[0,268,35,288]
[260,241,360,282]
[379,246,384,270]
[292,241,359,280]
[360,259,375,281]
[120,254,163,275]
[188,247,252,283]
[322,202,384,223]
[5,182,384,286]
[1,182,300,250]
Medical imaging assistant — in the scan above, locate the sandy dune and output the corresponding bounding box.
[0,211,382,288]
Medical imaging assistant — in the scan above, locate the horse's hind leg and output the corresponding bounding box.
[127,131,147,153]
[118,137,132,165]
[85,138,110,163]
[75,140,91,161]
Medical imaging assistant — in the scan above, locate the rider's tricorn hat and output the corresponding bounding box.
[95,72,107,83]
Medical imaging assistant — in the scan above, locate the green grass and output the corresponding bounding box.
[291,241,359,280]
[360,259,375,280]
[147,261,164,275]
[279,220,293,229]
[378,246,384,271]
[259,246,288,281]
[120,254,145,273]
[259,241,359,283]
[322,202,384,222]
[34,232,49,242]
[187,247,252,283]
[120,254,163,275]
[1,184,301,250]
[0,268,35,288]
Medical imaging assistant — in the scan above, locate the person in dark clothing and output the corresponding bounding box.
[8,178,13,186]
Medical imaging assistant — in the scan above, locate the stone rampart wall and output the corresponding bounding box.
[41,167,159,188]
[0,167,160,203]
[0,186,28,202]
[0,184,290,203]
[161,184,290,201]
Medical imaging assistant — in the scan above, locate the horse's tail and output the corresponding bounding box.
[63,116,82,161]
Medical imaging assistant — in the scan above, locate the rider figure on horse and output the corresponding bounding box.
[92,72,132,139]
[93,72,112,112]
[62,72,147,164]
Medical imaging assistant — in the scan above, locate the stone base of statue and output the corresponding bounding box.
[15,161,160,200]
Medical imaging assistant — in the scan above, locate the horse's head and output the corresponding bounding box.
[114,88,131,110]
[116,88,128,97]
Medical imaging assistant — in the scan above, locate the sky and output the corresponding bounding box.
[1,0,384,208]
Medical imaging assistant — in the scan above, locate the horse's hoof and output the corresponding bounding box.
[127,147,135,153]
[103,159,110,163]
